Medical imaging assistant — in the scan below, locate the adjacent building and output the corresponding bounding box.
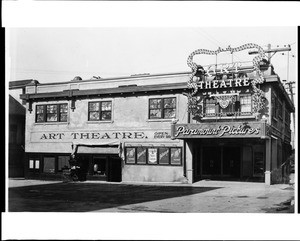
[9,95,26,177]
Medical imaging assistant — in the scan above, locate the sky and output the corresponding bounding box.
[7,27,297,84]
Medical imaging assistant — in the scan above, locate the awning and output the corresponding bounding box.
[77,146,119,154]
[71,141,125,159]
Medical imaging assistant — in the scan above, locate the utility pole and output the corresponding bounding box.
[249,44,295,149]
[248,44,291,63]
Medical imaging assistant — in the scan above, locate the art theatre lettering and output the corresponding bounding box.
[40,131,147,140]
[173,123,261,139]
[204,62,243,77]
[195,77,251,90]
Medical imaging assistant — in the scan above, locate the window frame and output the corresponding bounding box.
[88,100,112,121]
[149,97,176,120]
[203,94,254,117]
[57,155,70,172]
[239,94,252,115]
[35,103,68,123]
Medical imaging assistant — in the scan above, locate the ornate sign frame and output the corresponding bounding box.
[186,43,267,116]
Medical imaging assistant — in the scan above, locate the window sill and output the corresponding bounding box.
[202,115,256,120]
[34,122,69,126]
[147,119,174,123]
[87,120,114,124]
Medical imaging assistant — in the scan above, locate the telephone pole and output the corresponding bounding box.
[249,44,295,148]
[248,44,291,63]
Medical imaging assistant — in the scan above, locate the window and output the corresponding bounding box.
[203,95,253,117]
[43,157,55,173]
[29,159,40,171]
[149,97,176,119]
[204,98,216,116]
[36,104,68,123]
[88,101,112,121]
[125,146,182,166]
[240,95,252,114]
[58,156,70,171]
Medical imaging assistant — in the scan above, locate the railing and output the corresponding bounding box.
[203,111,254,118]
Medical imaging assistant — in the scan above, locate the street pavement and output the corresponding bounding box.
[8,178,294,213]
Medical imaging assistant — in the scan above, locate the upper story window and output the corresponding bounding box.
[88,101,112,121]
[240,95,252,115]
[36,104,68,123]
[204,98,217,116]
[203,94,252,117]
[149,97,176,119]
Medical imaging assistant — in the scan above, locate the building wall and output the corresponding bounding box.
[25,93,187,153]
[9,95,26,177]
[24,90,188,182]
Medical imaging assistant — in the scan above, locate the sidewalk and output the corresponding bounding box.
[95,180,295,213]
[8,178,294,213]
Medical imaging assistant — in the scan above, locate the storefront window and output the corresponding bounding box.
[29,159,40,170]
[149,98,176,119]
[43,157,55,173]
[58,156,70,171]
[88,101,112,121]
[253,152,264,177]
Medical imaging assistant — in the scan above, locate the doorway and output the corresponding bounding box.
[223,146,241,178]
[200,145,241,179]
[202,146,221,175]
[92,156,107,181]
[91,155,122,182]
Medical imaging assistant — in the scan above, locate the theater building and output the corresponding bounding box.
[20,45,294,184]
[20,73,189,183]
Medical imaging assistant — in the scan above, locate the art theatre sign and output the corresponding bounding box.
[171,122,264,139]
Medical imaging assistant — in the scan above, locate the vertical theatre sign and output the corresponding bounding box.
[186,43,267,117]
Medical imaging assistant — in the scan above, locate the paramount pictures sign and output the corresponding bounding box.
[171,122,266,139]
